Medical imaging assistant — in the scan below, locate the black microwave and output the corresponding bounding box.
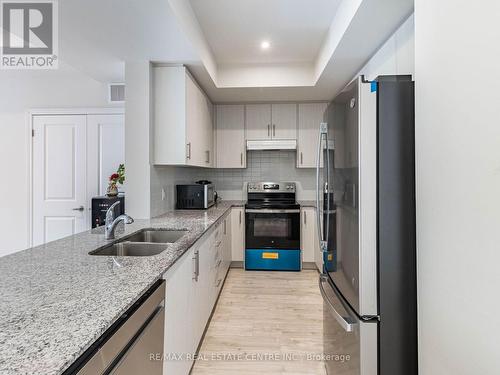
[176,184,215,209]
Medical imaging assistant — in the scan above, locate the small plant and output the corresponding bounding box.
[107,164,125,196]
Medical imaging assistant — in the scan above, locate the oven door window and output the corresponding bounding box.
[246,212,300,250]
[254,217,291,238]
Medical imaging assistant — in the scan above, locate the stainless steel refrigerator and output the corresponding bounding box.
[316,75,417,375]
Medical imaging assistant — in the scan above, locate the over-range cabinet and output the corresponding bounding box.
[316,76,417,375]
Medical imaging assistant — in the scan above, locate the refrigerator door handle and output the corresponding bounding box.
[324,125,331,252]
[319,275,357,333]
[316,123,328,252]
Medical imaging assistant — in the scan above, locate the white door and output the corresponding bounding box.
[33,115,87,246]
[87,114,125,197]
[216,105,246,168]
[245,104,271,140]
[297,103,328,168]
[271,103,297,139]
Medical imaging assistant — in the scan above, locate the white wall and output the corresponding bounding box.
[415,1,500,374]
[358,14,414,80]
[150,150,317,213]
[0,63,117,256]
[124,62,153,219]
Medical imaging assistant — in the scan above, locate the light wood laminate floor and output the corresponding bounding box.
[191,268,326,375]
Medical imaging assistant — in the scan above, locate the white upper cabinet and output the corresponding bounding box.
[245,103,297,141]
[297,102,328,168]
[216,105,246,168]
[245,104,271,140]
[271,103,297,140]
[154,66,214,167]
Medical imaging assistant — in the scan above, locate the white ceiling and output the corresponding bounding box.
[189,0,342,65]
[184,0,414,102]
[58,0,198,83]
[55,0,413,103]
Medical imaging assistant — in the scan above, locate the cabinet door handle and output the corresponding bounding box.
[239,210,242,225]
[192,252,197,280]
[186,142,191,160]
[300,152,303,165]
[216,279,222,288]
[240,152,243,165]
[267,124,270,137]
[196,250,199,280]
[223,219,226,235]
[206,150,210,163]
[304,211,307,225]
[273,124,276,137]
[192,250,199,281]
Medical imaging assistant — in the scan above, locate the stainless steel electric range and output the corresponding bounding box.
[245,182,301,271]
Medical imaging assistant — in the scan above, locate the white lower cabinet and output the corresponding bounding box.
[162,211,232,375]
[222,215,232,274]
[162,245,196,375]
[230,207,245,262]
[300,207,321,270]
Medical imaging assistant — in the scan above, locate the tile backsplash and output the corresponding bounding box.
[151,150,316,215]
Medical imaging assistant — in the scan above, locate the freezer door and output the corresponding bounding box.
[320,275,377,375]
[326,77,378,317]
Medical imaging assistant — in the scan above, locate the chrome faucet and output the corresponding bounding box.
[105,201,134,240]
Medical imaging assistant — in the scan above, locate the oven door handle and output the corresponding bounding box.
[245,209,300,214]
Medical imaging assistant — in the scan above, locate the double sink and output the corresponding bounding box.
[90,229,188,257]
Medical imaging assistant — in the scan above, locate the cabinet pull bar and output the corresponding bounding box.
[192,252,197,280]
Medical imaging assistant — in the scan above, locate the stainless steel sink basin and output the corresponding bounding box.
[90,242,169,257]
[123,229,187,244]
[89,229,187,257]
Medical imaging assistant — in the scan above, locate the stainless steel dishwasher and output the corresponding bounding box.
[63,280,165,375]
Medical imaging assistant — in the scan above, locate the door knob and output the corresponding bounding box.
[72,206,84,211]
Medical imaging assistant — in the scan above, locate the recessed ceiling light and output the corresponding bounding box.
[260,40,271,50]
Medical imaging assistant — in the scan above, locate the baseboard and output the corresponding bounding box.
[302,262,319,270]
[231,261,318,271]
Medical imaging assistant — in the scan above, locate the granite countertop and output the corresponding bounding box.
[0,201,244,375]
